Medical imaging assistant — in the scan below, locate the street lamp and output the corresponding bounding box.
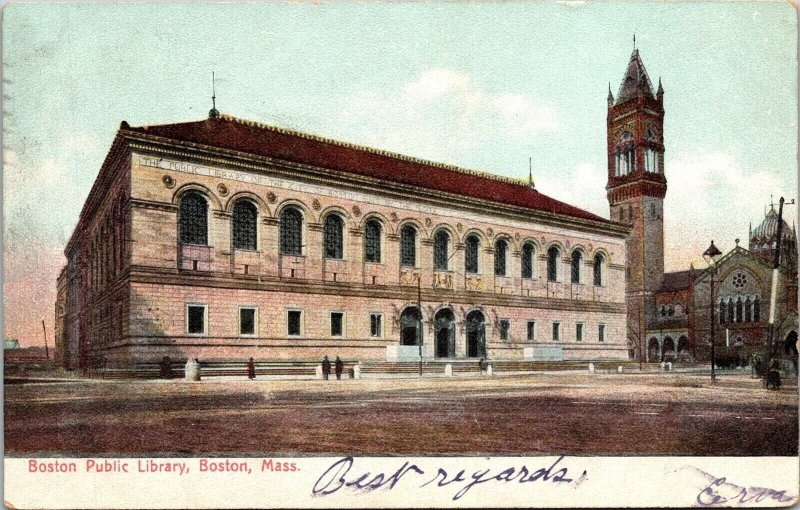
[703,240,723,383]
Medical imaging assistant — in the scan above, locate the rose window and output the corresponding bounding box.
[732,272,747,289]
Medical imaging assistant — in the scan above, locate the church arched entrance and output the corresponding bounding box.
[400,307,422,346]
[677,336,690,360]
[466,310,486,358]
[648,337,659,362]
[784,330,798,356]
[434,308,456,358]
[662,337,675,361]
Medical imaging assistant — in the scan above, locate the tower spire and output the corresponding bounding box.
[209,71,220,119]
[633,33,636,51]
[607,82,614,107]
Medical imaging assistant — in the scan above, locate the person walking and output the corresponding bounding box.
[247,357,256,380]
[322,355,331,380]
[335,356,344,380]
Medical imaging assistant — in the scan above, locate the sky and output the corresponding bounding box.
[2,2,797,346]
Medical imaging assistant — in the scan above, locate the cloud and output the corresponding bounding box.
[534,150,794,274]
[334,68,559,165]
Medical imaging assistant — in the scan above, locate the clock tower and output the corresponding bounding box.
[606,48,666,359]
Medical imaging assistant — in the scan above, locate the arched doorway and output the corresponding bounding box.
[400,307,422,346]
[466,310,486,358]
[434,308,456,358]
[648,337,659,362]
[662,337,675,361]
[784,330,798,356]
[677,336,689,360]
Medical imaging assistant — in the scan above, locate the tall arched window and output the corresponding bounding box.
[465,235,480,274]
[232,200,258,250]
[745,297,752,322]
[753,296,761,322]
[434,230,449,270]
[400,225,417,267]
[735,297,743,323]
[547,246,559,282]
[727,298,735,323]
[521,243,534,279]
[719,298,726,324]
[279,207,303,255]
[615,132,635,176]
[494,239,508,276]
[593,253,604,286]
[364,219,382,263]
[571,250,582,284]
[178,191,208,245]
[323,214,344,259]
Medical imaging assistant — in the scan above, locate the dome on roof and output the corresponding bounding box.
[751,206,794,243]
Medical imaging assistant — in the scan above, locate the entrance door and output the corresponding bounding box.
[466,310,486,358]
[434,309,455,358]
[400,307,422,346]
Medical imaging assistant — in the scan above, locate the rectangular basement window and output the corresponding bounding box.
[552,322,561,342]
[187,304,207,335]
[599,324,606,342]
[287,310,302,337]
[527,321,536,341]
[239,307,256,336]
[499,319,510,341]
[370,313,383,338]
[330,312,344,337]
[576,322,584,342]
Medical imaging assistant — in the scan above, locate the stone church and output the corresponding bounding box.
[607,50,798,363]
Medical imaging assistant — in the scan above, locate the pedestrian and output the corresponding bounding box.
[160,356,173,379]
[335,356,344,380]
[479,357,485,375]
[322,355,331,380]
[247,357,256,380]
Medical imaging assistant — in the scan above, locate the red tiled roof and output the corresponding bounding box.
[123,115,612,225]
[659,270,692,292]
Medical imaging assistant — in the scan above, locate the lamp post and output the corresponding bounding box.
[703,240,723,383]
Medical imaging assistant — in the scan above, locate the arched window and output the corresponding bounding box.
[279,207,303,255]
[753,296,761,322]
[571,250,582,284]
[232,200,258,250]
[400,225,417,267]
[364,219,382,263]
[615,132,635,176]
[521,243,534,279]
[323,214,344,259]
[735,297,743,323]
[727,298,735,323]
[593,253,604,286]
[178,192,208,245]
[745,297,752,322]
[719,298,726,324]
[668,305,675,317]
[547,246,559,282]
[494,239,508,276]
[465,235,480,274]
[434,230,450,270]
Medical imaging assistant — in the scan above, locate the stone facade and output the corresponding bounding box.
[57,113,630,371]
[606,49,667,357]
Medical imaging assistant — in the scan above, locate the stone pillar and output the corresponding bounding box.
[510,249,521,295]
[305,222,324,281]
[385,234,400,286]
[420,238,434,289]
[261,218,279,277]
[451,242,465,291]
[349,228,364,284]
[484,246,495,292]
[212,211,232,273]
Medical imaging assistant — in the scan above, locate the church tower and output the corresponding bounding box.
[606,48,666,358]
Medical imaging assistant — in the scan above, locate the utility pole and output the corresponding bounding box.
[417,274,423,377]
[767,197,795,360]
[41,319,50,361]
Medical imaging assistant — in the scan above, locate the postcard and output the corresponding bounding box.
[3,1,798,508]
